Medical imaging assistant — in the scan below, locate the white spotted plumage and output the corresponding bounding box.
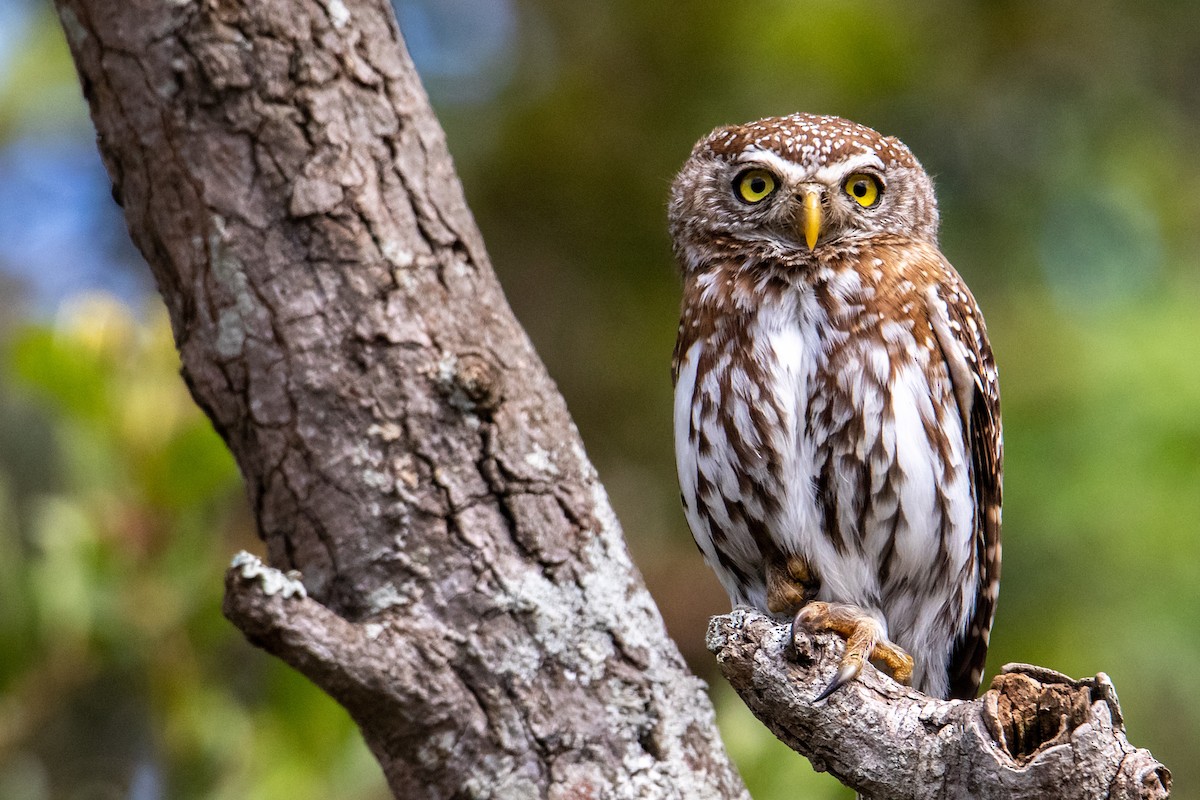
[670,114,1002,700]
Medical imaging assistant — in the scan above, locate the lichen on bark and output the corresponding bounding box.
[52,0,749,797]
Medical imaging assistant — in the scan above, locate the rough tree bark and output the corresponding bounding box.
[52,0,1170,798]
[53,1,746,797]
[710,610,1170,800]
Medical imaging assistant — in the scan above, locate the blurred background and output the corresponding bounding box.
[0,0,1197,797]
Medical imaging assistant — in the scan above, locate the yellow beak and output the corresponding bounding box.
[800,188,822,250]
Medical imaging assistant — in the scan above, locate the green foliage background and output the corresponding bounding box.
[0,2,1197,798]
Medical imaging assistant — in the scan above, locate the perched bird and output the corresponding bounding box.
[670,113,1002,700]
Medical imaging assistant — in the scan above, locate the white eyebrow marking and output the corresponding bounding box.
[735,147,813,184]
[812,152,887,185]
[736,147,887,190]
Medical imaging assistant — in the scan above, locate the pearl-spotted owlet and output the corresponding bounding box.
[670,114,1002,700]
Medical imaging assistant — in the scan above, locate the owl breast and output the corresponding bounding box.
[674,258,980,697]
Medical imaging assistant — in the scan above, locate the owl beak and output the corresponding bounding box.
[799,188,822,250]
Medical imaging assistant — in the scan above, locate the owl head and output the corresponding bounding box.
[668,113,939,272]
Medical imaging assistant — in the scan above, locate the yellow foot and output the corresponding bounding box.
[765,554,819,616]
[792,601,914,701]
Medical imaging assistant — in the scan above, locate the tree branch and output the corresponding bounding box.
[52,0,746,797]
[709,609,1171,800]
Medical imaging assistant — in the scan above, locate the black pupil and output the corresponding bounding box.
[750,177,767,194]
[853,180,868,197]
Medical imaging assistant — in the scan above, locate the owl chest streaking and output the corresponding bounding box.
[670,114,1001,701]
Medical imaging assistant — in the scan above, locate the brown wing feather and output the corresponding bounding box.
[930,271,1003,700]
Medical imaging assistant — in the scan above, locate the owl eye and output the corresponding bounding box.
[734,169,778,204]
[843,173,882,207]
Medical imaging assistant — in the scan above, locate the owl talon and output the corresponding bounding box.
[788,616,814,661]
[814,659,862,702]
[794,601,914,700]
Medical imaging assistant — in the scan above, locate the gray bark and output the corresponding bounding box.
[51,0,746,797]
[710,610,1171,799]
[50,0,1170,798]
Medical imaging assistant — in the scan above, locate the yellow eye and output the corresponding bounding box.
[843,173,882,207]
[735,169,777,204]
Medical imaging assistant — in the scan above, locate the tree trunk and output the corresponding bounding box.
[51,0,747,797]
[52,1,1170,798]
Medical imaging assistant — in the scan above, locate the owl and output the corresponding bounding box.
[670,113,1001,701]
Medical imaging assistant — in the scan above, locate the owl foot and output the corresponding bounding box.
[791,601,914,701]
[765,554,819,615]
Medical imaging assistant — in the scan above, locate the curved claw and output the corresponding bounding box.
[788,611,807,653]
[792,600,914,700]
[814,659,862,702]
